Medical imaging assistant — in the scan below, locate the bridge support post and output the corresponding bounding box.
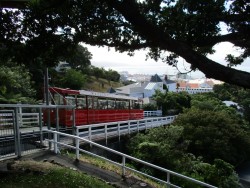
[53,132,58,154]
[105,124,107,145]
[128,121,130,134]
[14,108,21,157]
[88,126,92,147]
[19,107,23,127]
[56,107,60,144]
[75,128,79,159]
[167,172,170,188]
[39,108,43,147]
[122,156,126,177]
[118,123,120,142]
[76,139,79,160]
[72,109,76,145]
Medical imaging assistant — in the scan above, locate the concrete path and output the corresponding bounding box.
[0,150,154,188]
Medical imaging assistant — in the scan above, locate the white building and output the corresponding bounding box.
[112,74,178,104]
[115,75,218,97]
[162,75,177,92]
[177,79,215,94]
[144,82,163,97]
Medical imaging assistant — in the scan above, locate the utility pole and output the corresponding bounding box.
[44,67,51,149]
[45,68,49,105]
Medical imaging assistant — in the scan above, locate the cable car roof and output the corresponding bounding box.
[49,87,139,101]
[49,87,80,95]
[79,90,138,101]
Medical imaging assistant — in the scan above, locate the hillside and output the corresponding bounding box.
[84,76,124,92]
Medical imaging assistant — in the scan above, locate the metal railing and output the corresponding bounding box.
[0,110,16,158]
[46,129,217,188]
[75,116,176,144]
[0,104,75,159]
[19,113,40,127]
[0,111,14,127]
[0,111,40,127]
[144,110,162,117]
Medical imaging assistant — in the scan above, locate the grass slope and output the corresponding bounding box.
[84,76,123,92]
[0,160,113,188]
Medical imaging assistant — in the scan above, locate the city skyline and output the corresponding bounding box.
[84,42,250,79]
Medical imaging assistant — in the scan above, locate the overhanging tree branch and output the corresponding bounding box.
[194,32,250,48]
[74,33,149,50]
[1,0,250,88]
[106,0,250,88]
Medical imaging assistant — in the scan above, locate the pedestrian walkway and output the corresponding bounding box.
[0,150,154,188]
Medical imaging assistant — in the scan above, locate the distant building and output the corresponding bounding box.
[223,101,241,109]
[107,87,116,94]
[177,79,213,94]
[223,100,243,115]
[115,73,220,102]
[162,75,177,92]
[150,74,162,82]
[114,74,179,104]
[55,61,71,72]
[115,74,164,101]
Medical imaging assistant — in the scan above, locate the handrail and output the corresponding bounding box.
[75,116,176,144]
[77,116,175,129]
[46,129,217,188]
[144,110,162,117]
[0,112,41,127]
[0,104,75,109]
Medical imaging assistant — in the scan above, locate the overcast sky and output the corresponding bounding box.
[84,42,250,78]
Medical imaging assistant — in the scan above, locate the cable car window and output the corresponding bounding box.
[87,97,98,109]
[133,102,141,109]
[116,100,128,109]
[116,101,122,109]
[93,97,98,109]
[108,99,115,109]
[54,93,64,105]
[77,97,86,109]
[99,98,107,109]
[125,101,129,109]
[88,97,93,109]
[65,96,76,106]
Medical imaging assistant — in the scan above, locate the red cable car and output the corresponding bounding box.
[44,87,144,127]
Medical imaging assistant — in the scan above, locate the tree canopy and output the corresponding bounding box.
[0,63,36,103]
[1,0,250,87]
[58,69,86,90]
[128,91,250,187]
[64,45,92,72]
[153,90,191,115]
[128,125,241,187]
[174,108,250,166]
[213,83,250,122]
